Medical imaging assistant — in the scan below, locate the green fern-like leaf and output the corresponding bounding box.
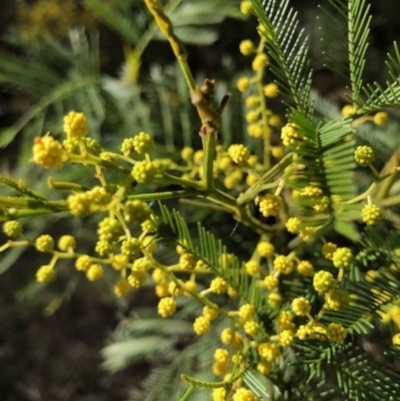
[360,42,400,112]
[83,0,141,45]
[287,111,359,241]
[320,0,372,104]
[251,0,313,116]
[154,202,268,311]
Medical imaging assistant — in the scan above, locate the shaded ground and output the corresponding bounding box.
[0,271,150,401]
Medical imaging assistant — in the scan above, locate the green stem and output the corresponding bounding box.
[160,173,205,191]
[133,0,185,72]
[127,189,198,202]
[0,176,47,200]
[0,196,68,212]
[68,154,130,175]
[201,130,217,190]
[47,177,87,192]
[177,384,195,401]
[346,181,377,205]
[237,153,293,206]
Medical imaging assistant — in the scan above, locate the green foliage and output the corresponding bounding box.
[84,0,243,47]
[251,0,313,115]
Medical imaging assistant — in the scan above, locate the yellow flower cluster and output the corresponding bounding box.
[32,135,68,169]
[259,194,283,217]
[361,204,382,225]
[63,111,89,140]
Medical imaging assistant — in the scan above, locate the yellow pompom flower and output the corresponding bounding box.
[132,131,154,154]
[245,95,259,108]
[63,111,89,139]
[114,279,130,297]
[179,253,197,270]
[224,170,243,190]
[322,242,338,260]
[36,265,55,283]
[277,310,294,330]
[155,283,169,298]
[203,306,219,321]
[183,280,197,295]
[247,123,264,138]
[244,319,260,336]
[286,217,301,234]
[214,348,229,364]
[281,123,303,147]
[361,204,382,225]
[131,160,157,183]
[121,238,141,258]
[373,111,388,126]
[257,360,272,375]
[221,328,242,348]
[263,275,279,290]
[86,263,104,281]
[3,220,23,237]
[181,146,194,161]
[57,235,76,252]
[212,361,229,376]
[258,342,280,362]
[128,271,147,288]
[35,234,54,252]
[245,110,260,123]
[313,270,336,293]
[297,260,314,276]
[341,104,356,117]
[267,292,282,308]
[278,329,295,347]
[332,247,353,269]
[354,145,375,167]
[257,241,275,257]
[259,194,283,217]
[168,281,183,296]
[246,173,258,186]
[326,323,347,342]
[157,297,177,317]
[309,324,328,341]
[292,297,311,316]
[299,226,317,242]
[75,255,92,272]
[110,254,128,271]
[239,39,255,55]
[239,303,256,320]
[263,83,279,98]
[228,144,251,165]
[392,333,400,346]
[237,77,251,92]
[240,0,253,16]
[252,53,269,71]
[232,388,257,401]
[152,268,166,283]
[212,387,227,401]
[245,260,261,276]
[210,277,228,294]
[67,192,92,217]
[326,289,350,311]
[300,186,323,198]
[193,316,211,335]
[32,135,68,169]
[269,114,282,127]
[273,255,294,275]
[296,325,313,341]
